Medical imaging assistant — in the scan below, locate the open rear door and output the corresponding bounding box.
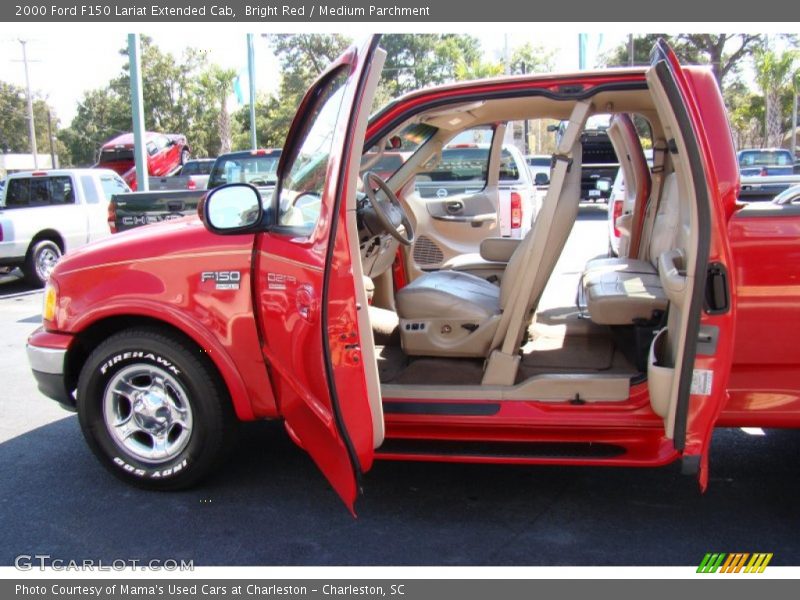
[255,36,386,512]
[646,40,738,489]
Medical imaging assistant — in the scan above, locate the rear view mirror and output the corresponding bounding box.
[534,173,550,186]
[202,183,263,234]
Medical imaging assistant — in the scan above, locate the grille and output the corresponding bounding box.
[412,236,444,266]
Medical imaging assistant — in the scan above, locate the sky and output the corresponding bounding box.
[0,28,622,126]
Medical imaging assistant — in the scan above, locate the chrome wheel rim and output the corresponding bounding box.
[103,364,193,464]
[35,247,60,282]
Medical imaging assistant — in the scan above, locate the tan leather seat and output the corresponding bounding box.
[396,271,500,321]
[396,143,584,358]
[582,173,681,325]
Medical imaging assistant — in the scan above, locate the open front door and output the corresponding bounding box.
[254,37,385,512]
[646,40,738,489]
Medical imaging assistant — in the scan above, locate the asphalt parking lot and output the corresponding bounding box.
[1,207,799,567]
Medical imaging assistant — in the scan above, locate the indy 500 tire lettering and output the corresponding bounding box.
[77,328,234,490]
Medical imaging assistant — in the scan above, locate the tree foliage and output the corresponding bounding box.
[604,34,762,87]
[0,81,67,161]
[378,34,482,97]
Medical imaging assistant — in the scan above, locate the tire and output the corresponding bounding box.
[77,328,234,490]
[180,149,190,166]
[23,239,61,287]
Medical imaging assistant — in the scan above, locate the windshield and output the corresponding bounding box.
[208,152,281,189]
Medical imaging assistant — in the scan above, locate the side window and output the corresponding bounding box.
[498,149,520,181]
[414,126,494,198]
[4,179,31,208]
[81,176,101,204]
[276,69,350,234]
[146,142,158,156]
[49,177,75,205]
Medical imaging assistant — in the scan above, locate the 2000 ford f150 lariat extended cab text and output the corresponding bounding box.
[26,39,800,513]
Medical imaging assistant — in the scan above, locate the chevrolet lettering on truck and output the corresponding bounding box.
[26,38,800,513]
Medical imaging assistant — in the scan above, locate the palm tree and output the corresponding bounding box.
[753,44,798,147]
[199,65,237,154]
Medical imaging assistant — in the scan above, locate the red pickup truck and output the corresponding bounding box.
[26,38,800,513]
[96,132,190,191]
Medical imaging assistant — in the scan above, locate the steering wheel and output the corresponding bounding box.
[362,171,415,246]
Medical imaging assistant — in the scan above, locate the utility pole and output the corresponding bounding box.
[578,33,587,70]
[247,34,257,150]
[46,108,56,168]
[522,62,529,155]
[128,34,149,191]
[18,39,39,169]
[628,34,634,66]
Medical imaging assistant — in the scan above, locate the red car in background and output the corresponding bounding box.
[96,132,190,190]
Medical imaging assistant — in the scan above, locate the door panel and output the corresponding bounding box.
[254,37,383,512]
[647,41,737,489]
[401,126,504,274]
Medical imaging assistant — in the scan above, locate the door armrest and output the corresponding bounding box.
[479,237,521,262]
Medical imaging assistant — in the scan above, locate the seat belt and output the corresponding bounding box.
[639,140,669,262]
[483,100,591,386]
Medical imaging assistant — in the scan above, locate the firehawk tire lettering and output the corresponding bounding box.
[77,328,234,490]
[99,352,181,376]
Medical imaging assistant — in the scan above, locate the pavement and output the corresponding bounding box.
[1,209,798,567]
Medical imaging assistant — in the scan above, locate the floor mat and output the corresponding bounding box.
[375,345,407,383]
[376,344,485,386]
[521,333,615,371]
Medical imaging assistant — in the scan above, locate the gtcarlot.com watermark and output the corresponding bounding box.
[15,554,194,571]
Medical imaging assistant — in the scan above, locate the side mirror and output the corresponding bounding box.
[534,172,550,186]
[546,124,560,133]
[201,183,263,234]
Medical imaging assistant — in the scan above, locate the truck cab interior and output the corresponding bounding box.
[349,76,700,433]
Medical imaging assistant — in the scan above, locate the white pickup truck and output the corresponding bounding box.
[0,169,130,286]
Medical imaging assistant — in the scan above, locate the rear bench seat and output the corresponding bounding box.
[582,173,681,325]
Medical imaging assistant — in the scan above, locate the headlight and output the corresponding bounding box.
[42,280,58,325]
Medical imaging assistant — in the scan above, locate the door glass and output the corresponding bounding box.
[414,126,494,198]
[276,69,350,234]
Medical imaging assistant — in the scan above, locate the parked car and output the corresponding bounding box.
[771,183,800,205]
[552,115,620,202]
[149,158,215,191]
[737,148,795,176]
[96,132,190,191]
[0,169,129,286]
[26,39,800,515]
[108,149,282,233]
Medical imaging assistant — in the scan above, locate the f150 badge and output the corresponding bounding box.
[201,271,241,290]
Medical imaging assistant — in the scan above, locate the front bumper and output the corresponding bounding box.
[27,328,75,410]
